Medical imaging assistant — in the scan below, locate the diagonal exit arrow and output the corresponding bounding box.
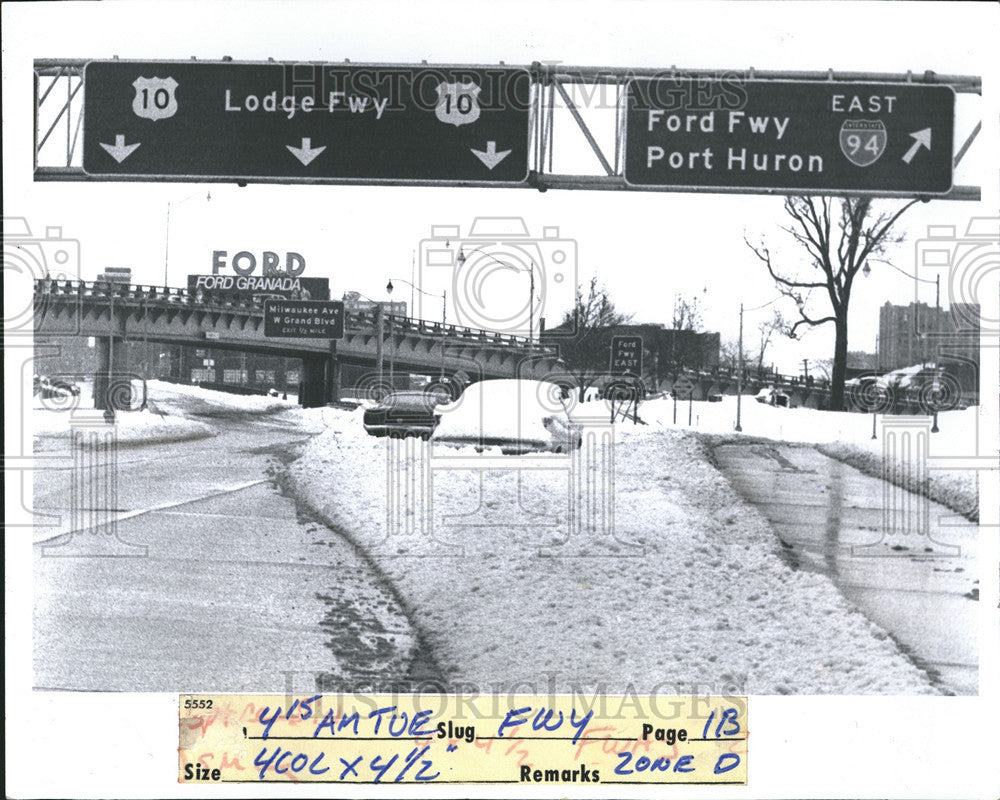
[470,141,511,170]
[99,135,141,163]
[287,137,326,166]
[901,128,932,164]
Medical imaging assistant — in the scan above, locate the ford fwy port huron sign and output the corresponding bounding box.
[264,300,344,339]
[83,61,530,184]
[625,79,954,194]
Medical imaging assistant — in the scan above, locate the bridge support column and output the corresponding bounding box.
[325,341,340,404]
[93,336,132,411]
[300,355,327,408]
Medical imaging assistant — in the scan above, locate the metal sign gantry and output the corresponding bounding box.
[34,59,983,200]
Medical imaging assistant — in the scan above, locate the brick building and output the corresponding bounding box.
[878,301,979,394]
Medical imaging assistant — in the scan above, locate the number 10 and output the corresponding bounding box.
[140,87,171,110]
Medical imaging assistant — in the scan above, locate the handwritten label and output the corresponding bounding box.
[178,694,747,785]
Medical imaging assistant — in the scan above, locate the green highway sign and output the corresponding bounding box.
[264,300,344,339]
[83,61,531,184]
[610,336,643,375]
[625,79,955,194]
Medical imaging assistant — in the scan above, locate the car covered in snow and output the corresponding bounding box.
[754,385,789,407]
[362,390,446,439]
[431,379,582,455]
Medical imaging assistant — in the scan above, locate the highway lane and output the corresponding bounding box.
[714,442,978,695]
[33,411,428,692]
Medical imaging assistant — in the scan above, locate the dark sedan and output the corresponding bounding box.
[363,390,445,439]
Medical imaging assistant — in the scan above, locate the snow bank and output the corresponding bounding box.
[145,380,294,417]
[286,407,938,695]
[817,441,979,522]
[33,407,213,447]
[31,379,298,448]
[634,395,980,522]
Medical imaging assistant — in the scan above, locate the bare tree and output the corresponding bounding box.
[755,309,784,376]
[672,292,704,332]
[556,277,632,400]
[718,337,749,372]
[746,196,918,410]
[812,358,835,382]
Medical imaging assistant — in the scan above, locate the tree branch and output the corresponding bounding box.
[788,314,836,338]
[744,236,828,290]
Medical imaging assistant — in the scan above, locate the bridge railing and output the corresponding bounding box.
[34,279,559,355]
[648,366,834,395]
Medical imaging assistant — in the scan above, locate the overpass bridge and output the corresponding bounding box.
[33,279,561,408]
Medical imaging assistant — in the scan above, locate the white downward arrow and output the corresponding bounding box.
[287,137,326,166]
[902,128,932,164]
[99,135,141,163]
[471,141,511,170]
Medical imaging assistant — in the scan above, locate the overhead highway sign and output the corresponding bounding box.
[625,79,955,194]
[82,61,531,184]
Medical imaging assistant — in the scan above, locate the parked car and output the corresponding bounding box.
[754,385,789,407]
[34,375,80,399]
[431,379,582,454]
[363,390,445,439]
[48,377,81,396]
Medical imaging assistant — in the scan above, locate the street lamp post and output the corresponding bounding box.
[863,260,942,386]
[164,191,210,291]
[105,283,116,423]
[386,278,447,380]
[735,296,782,433]
[457,246,534,352]
[736,303,743,432]
[864,260,941,310]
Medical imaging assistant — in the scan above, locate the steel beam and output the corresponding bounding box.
[32,58,984,200]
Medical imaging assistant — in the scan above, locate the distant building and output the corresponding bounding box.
[342,291,407,318]
[540,321,720,391]
[845,351,878,380]
[878,302,978,368]
[878,301,979,395]
[95,267,132,284]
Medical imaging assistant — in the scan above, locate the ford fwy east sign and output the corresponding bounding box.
[83,61,531,184]
[625,79,954,194]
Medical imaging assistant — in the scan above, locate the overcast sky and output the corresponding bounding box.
[4,1,997,372]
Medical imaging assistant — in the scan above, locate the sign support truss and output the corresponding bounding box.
[34,59,982,201]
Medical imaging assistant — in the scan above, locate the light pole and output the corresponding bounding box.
[736,303,744,432]
[164,191,211,291]
[863,260,940,367]
[736,296,782,433]
[387,278,447,380]
[863,260,940,309]
[105,281,115,422]
[457,246,535,351]
[353,292,386,388]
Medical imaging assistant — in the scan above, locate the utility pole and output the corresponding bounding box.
[528,263,535,354]
[388,308,395,388]
[735,303,743,432]
[375,303,384,387]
